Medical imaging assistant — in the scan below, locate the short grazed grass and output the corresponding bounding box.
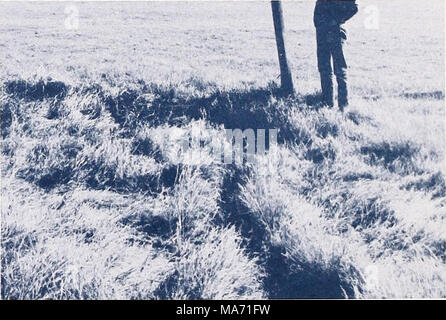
[1,0,445,299]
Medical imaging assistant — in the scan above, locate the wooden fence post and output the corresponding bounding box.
[271,0,294,95]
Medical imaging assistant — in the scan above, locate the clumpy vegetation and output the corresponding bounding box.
[2,76,444,299]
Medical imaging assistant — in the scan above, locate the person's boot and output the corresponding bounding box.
[337,78,348,112]
[320,73,334,108]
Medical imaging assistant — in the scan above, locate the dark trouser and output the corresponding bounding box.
[316,26,348,109]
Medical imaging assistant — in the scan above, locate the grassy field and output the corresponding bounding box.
[1,0,445,299]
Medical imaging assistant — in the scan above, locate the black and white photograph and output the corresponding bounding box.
[0,0,445,303]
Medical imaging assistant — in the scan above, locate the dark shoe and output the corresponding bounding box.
[337,77,348,112]
[321,92,334,108]
[324,100,334,108]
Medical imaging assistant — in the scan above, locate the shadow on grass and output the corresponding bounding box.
[216,165,357,299]
[360,141,421,175]
[404,172,446,200]
[102,83,303,144]
[264,245,358,298]
[82,163,181,195]
[1,103,13,139]
[152,165,357,299]
[2,79,328,146]
[5,79,68,102]
[16,152,181,194]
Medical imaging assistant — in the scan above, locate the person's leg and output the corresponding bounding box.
[316,28,334,108]
[331,33,348,110]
